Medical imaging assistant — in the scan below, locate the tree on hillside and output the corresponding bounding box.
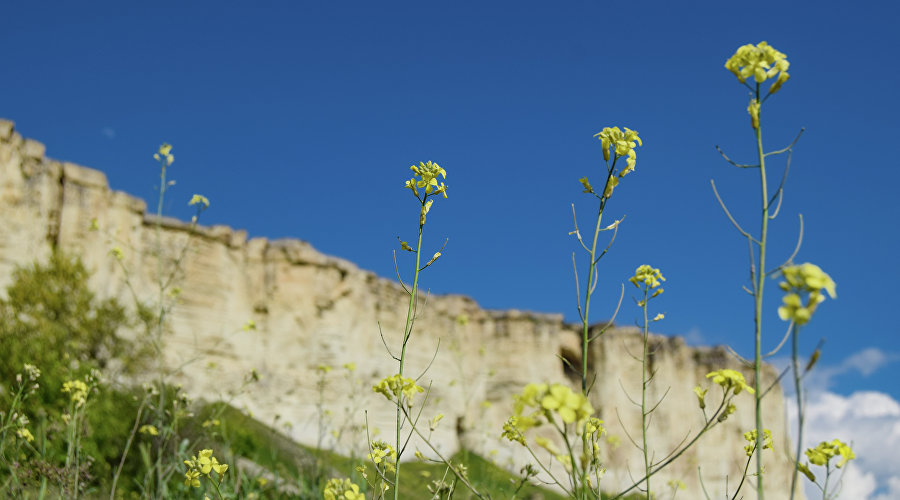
[0,251,146,493]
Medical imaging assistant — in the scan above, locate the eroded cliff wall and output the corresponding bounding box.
[0,119,799,499]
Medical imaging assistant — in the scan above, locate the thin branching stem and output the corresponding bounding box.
[789,324,804,500]
[711,180,759,244]
[716,145,759,168]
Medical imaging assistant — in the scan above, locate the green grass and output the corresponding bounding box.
[205,403,640,499]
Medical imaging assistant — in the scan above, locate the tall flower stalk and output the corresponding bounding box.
[719,41,793,499]
[628,265,666,500]
[109,144,209,499]
[376,161,447,500]
[571,127,641,395]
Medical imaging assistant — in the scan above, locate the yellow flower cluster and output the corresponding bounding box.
[777,263,836,325]
[724,41,790,94]
[138,424,159,436]
[668,479,687,492]
[12,414,34,443]
[61,380,90,408]
[629,265,665,293]
[404,161,447,199]
[367,440,397,473]
[706,369,755,396]
[189,194,210,208]
[594,126,642,176]
[324,478,365,500]
[501,416,527,445]
[806,439,855,469]
[183,449,228,487]
[514,383,593,425]
[153,143,174,166]
[372,374,424,405]
[743,428,774,456]
[16,427,35,443]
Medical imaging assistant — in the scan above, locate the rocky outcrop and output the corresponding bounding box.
[0,119,800,498]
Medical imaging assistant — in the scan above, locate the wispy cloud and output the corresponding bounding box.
[681,326,704,346]
[774,347,899,393]
[101,127,116,139]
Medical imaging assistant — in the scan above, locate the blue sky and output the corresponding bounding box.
[3,1,899,495]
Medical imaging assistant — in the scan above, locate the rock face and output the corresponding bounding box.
[0,119,800,499]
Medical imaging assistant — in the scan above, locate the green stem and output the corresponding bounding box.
[0,384,26,459]
[394,214,425,500]
[581,202,603,395]
[641,289,651,500]
[580,159,616,396]
[789,324,804,500]
[730,450,754,500]
[822,465,831,500]
[110,397,147,500]
[154,160,167,499]
[753,82,769,500]
[209,475,225,500]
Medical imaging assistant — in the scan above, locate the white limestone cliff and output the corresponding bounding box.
[0,119,801,499]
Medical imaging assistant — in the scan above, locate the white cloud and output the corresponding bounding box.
[101,127,116,139]
[829,463,877,500]
[789,391,900,498]
[841,348,893,377]
[872,477,900,500]
[784,348,900,499]
[793,390,900,499]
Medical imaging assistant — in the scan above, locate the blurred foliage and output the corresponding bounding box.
[0,252,145,492]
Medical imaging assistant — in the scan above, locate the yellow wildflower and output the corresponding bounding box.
[724,41,790,93]
[706,369,755,395]
[368,441,397,473]
[806,439,855,468]
[743,429,774,456]
[501,416,527,445]
[778,263,836,325]
[184,469,201,488]
[372,374,424,405]
[62,380,90,407]
[629,265,666,291]
[184,449,228,480]
[405,161,448,199]
[593,126,642,176]
[323,478,366,500]
[153,143,174,166]
[188,194,210,208]
[540,384,593,424]
[139,424,159,436]
[16,428,35,443]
